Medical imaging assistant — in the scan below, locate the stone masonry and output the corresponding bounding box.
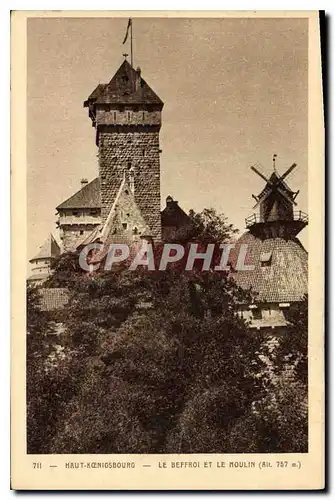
[84,60,164,243]
[61,224,99,252]
[98,126,161,242]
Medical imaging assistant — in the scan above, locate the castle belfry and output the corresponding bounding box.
[55,57,190,253]
[84,59,164,242]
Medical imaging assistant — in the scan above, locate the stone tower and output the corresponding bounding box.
[28,233,61,284]
[56,178,101,252]
[84,60,164,242]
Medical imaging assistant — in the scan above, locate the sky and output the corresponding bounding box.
[27,16,308,263]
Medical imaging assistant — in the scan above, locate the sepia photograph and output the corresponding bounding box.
[26,14,309,455]
[10,10,324,490]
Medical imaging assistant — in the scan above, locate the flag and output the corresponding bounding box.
[122,18,132,44]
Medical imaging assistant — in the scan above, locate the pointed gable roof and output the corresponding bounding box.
[86,83,106,101]
[100,176,151,244]
[79,178,151,262]
[161,196,191,228]
[84,60,163,107]
[56,178,101,210]
[30,234,61,262]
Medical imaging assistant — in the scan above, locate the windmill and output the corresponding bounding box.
[250,157,300,224]
[230,156,308,332]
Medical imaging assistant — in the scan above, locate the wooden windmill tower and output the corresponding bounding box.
[246,156,308,238]
[231,156,308,332]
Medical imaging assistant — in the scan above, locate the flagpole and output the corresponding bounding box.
[130,19,133,67]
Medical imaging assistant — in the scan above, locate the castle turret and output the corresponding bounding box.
[84,59,164,242]
[28,234,61,285]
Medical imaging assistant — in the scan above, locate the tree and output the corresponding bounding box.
[188,207,238,243]
[27,284,56,452]
[276,295,308,383]
[27,208,308,454]
[45,251,83,288]
[26,284,86,453]
[50,267,263,453]
[244,296,308,453]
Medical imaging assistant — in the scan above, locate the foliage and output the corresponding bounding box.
[26,208,308,454]
[45,251,83,288]
[276,295,308,383]
[26,284,85,453]
[246,297,308,453]
[48,266,263,453]
[188,207,239,243]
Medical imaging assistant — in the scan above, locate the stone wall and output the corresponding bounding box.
[109,185,151,243]
[61,225,99,252]
[59,209,101,226]
[238,302,289,329]
[96,106,161,127]
[98,127,161,242]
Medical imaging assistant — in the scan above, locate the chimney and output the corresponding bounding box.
[135,66,141,91]
[81,178,88,188]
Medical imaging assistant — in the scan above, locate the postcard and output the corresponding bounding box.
[11,10,324,490]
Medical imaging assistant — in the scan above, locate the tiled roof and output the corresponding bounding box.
[84,60,163,107]
[56,178,101,210]
[30,234,61,262]
[38,288,70,312]
[230,231,308,303]
[87,83,106,101]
